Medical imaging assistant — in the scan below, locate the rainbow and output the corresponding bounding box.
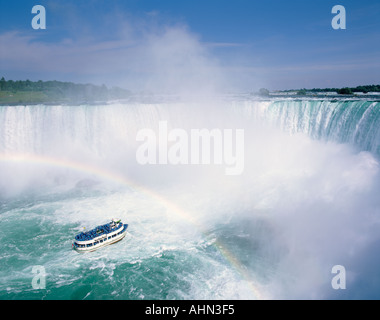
[0,152,266,299]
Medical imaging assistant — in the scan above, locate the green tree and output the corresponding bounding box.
[338,87,352,95]
[0,77,6,91]
[258,88,270,96]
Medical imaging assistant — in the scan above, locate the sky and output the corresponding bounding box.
[0,0,379,92]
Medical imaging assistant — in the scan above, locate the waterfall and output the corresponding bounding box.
[233,99,380,156]
[1,98,380,299]
[0,99,379,158]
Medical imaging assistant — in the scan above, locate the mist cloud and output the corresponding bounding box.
[0,14,225,95]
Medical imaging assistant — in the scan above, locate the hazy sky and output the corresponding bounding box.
[0,0,379,92]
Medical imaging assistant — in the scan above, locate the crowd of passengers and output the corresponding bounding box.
[75,222,122,241]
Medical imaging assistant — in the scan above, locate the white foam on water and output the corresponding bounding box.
[1,99,380,299]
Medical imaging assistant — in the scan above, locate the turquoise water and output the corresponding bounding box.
[1,98,380,299]
[235,99,380,156]
[0,186,264,300]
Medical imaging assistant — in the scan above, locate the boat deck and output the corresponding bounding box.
[75,222,123,242]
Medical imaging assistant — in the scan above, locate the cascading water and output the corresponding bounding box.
[1,97,380,300]
[232,99,380,156]
[1,99,379,157]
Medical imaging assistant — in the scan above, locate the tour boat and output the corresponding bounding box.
[72,219,128,252]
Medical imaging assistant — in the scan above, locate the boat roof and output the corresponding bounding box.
[75,220,122,242]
